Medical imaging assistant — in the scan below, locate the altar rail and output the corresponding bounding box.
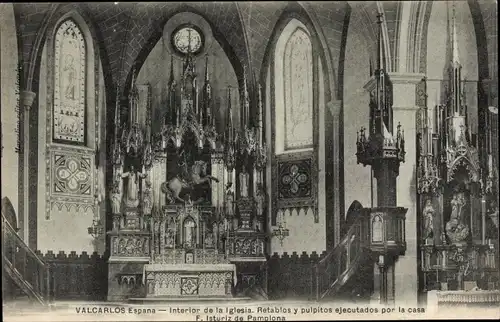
[427,290,500,314]
[35,250,107,300]
[267,251,328,300]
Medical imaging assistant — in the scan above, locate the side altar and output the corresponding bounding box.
[107,42,268,301]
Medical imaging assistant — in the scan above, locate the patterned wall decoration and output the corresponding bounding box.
[111,234,151,257]
[47,147,95,217]
[181,277,199,295]
[53,19,86,144]
[278,160,312,199]
[284,27,313,150]
[53,153,92,195]
[272,151,318,223]
[270,19,320,227]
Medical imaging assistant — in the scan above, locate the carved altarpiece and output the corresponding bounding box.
[416,13,499,293]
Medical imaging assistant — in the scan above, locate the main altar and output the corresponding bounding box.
[106,37,268,301]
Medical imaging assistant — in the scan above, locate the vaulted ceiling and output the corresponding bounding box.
[13,1,496,97]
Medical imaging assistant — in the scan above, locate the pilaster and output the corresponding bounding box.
[19,90,36,243]
[327,100,342,248]
[389,72,422,307]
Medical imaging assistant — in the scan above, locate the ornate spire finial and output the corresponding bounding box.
[168,55,174,85]
[204,53,210,82]
[242,66,250,126]
[451,1,460,65]
[376,12,384,71]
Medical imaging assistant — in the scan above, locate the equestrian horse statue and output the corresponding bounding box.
[161,160,219,204]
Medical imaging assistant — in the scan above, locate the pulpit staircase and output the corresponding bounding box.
[2,212,51,307]
[312,200,406,301]
[313,201,374,301]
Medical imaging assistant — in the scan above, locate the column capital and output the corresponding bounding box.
[21,90,36,110]
[326,100,342,117]
[364,72,425,92]
[388,72,426,85]
[481,78,498,95]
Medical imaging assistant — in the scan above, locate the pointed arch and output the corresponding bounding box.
[275,20,314,152]
[33,8,108,253]
[263,6,338,253]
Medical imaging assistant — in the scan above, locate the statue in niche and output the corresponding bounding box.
[212,222,218,248]
[205,232,214,248]
[422,199,435,240]
[162,157,219,204]
[255,183,266,230]
[446,191,470,243]
[225,182,234,218]
[122,165,147,208]
[165,230,175,248]
[110,165,123,215]
[218,221,226,247]
[183,218,196,248]
[142,170,153,216]
[239,169,249,197]
[372,215,383,242]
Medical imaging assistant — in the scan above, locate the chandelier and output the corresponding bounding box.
[272,212,289,246]
[87,217,104,238]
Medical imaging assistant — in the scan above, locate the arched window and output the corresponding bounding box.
[34,11,106,254]
[53,19,87,145]
[269,17,322,232]
[275,20,314,154]
[282,27,313,151]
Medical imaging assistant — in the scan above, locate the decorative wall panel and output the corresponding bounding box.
[53,152,92,195]
[278,159,312,199]
[47,148,95,215]
[272,151,318,222]
[53,19,86,144]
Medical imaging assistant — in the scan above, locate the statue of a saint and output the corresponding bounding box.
[122,165,147,208]
[239,170,249,197]
[446,192,470,243]
[142,169,153,216]
[422,199,435,240]
[372,216,383,242]
[225,183,234,217]
[110,165,123,215]
[205,232,214,248]
[166,230,175,248]
[183,218,196,248]
[255,183,266,219]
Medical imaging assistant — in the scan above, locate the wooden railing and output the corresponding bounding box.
[2,212,50,305]
[314,202,371,300]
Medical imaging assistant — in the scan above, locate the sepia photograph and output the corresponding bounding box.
[1,1,499,321]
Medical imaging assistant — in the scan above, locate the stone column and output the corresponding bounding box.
[389,72,424,307]
[19,90,36,243]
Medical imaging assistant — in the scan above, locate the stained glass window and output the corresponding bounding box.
[283,28,313,150]
[172,26,203,55]
[53,19,86,144]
